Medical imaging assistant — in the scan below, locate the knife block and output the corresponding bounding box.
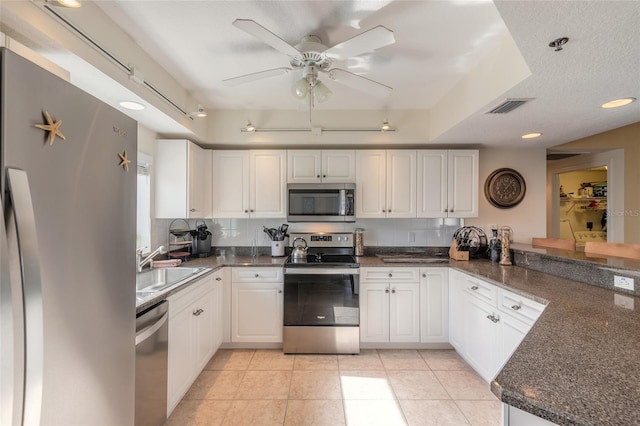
[449,239,469,261]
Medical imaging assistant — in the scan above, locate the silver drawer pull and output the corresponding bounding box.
[385,288,390,293]
[388,273,393,278]
[391,289,396,294]
[254,274,259,278]
[511,304,522,311]
[193,308,204,316]
[471,285,479,291]
[278,290,283,294]
[422,274,426,278]
[486,314,500,323]
[216,277,222,281]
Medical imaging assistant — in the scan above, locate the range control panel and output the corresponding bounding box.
[289,232,353,248]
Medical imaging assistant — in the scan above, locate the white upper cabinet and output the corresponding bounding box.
[212,150,250,218]
[250,150,287,218]
[356,150,416,218]
[417,149,478,218]
[287,150,355,183]
[155,139,212,218]
[212,150,286,218]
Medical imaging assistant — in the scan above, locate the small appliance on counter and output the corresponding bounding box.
[190,220,212,258]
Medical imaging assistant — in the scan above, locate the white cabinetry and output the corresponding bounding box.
[417,150,478,218]
[155,139,212,218]
[448,269,545,382]
[356,150,416,218]
[419,268,449,343]
[167,274,216,414]
[231,267,284,343]
[212,150,286,218]
[287,150,355,183]
[360,268,420,343]
[211,268,225,351]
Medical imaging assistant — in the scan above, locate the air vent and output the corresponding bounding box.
[486,98,533,114]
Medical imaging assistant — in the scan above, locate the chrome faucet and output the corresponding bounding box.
[136,245,167,272]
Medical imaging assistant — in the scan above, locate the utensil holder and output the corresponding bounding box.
[271,240,285,257]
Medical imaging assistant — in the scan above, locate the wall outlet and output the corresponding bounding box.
[614,275,635,291]
[614,294,635,310]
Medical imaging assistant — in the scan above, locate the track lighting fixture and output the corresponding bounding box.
[188,105,207,118]
[381,120,390,131]
[240,119,396,134]
[548,37,569,51]
[47,0,82,8]
[245,121,256,132]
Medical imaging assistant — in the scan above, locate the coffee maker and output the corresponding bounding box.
[190,221,212,258]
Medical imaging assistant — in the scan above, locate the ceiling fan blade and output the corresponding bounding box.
[222,67,292,87]
[324,26,395,60]
[327,68,392,97]
[232,19,300,58]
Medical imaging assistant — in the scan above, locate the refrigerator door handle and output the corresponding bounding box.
[6,168,43,426]
[1,194,25,426]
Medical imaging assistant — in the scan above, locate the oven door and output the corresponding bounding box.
[283,268,359,327]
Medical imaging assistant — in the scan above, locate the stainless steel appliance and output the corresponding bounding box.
[283,232,360,354]
[287,183,355,222]
[0,48,137,425]
[136,301,169,426]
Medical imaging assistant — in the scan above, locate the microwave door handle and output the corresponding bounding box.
[339,189,346,216]
[6,168,43,426]
[1,194,25,426]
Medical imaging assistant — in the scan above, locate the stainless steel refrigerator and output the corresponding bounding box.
[0,48,137,425]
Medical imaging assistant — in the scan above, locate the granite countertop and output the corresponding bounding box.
[452,259,640,426]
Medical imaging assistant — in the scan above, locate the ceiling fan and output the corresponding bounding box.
[223,19,396,106]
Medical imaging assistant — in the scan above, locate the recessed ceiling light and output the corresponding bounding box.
[119,101,145,111]
[601,97,636,109]
[522,132,542,139]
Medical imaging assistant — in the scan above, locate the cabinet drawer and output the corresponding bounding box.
[463,276,497,306]
[361,267,419,282]
[498,289,545,324]
[168,274,212,316]
[232,267,283,282]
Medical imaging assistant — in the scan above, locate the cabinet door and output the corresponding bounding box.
[155,139,188,218]
[211,269,225,350]
[359,282,390,342]
[447,150,478,218]
[448,270,465,350]
[187,142,205,218]
[464,295,499,382]
[193,281,215,373]
[498,312,530,371]
[212,151,250,218]
[250,150,287,218]
[232,282,284,343]
[167,304,193,414]
[322,150,356,183]
[389,283,420,342]
[417,150,448,218]
[420,268,449,343]
[386,150,417,218]
[355,150,386,218]
[287,150,321,183]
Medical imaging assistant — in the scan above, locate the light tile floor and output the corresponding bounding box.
[166,349,501,426]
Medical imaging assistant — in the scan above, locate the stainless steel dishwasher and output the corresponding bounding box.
[135,300,169,426]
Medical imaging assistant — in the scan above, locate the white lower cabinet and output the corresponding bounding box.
[167,273,216,415]
[231,267,284,343]
[419,268,449,343]
[448,269,545,383]
[360,268,420,343]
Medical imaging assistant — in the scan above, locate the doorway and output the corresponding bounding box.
[546,150,624,247]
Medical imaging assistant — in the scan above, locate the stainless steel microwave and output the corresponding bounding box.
[287,183,356,222]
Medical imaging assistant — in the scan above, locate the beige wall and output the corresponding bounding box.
[466,147,547,244]
[554,122,640,243]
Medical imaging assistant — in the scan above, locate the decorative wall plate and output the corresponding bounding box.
[484,168,526,208]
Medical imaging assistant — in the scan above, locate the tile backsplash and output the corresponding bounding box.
[153,217,462,249]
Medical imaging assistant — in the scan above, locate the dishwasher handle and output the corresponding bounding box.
[136,312,168,345]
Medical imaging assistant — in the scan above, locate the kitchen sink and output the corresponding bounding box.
[377,254,449,264]
[136,267,208,293]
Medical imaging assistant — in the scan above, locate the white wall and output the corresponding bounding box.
[466,147,547,244]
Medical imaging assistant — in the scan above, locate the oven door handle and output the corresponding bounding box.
[284,268,360,275]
